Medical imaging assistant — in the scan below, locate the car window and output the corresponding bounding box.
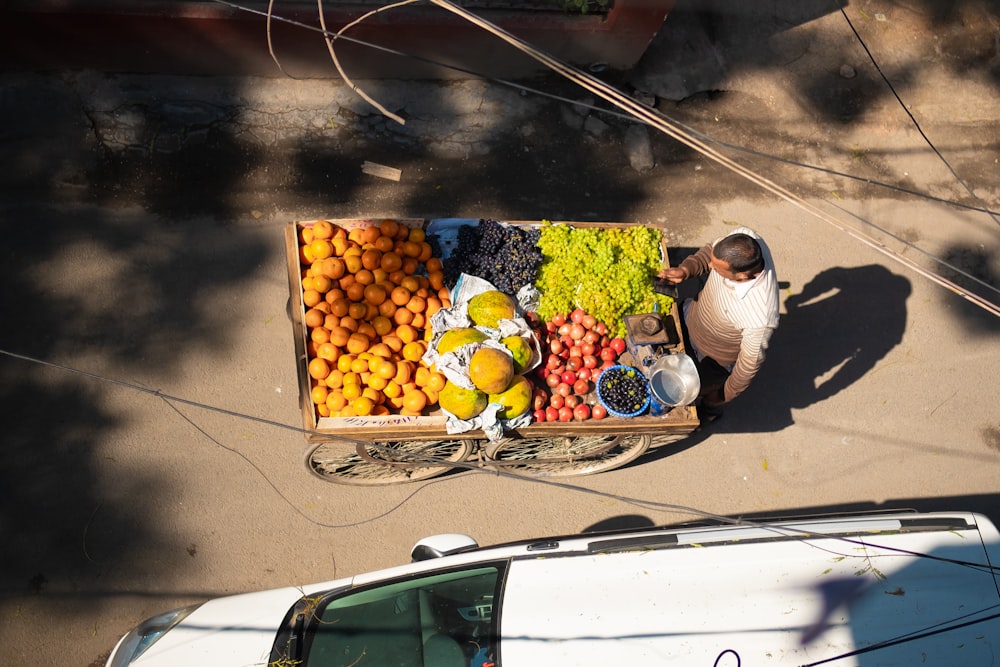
[304,565,502,667]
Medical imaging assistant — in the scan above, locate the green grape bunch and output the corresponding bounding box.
[535,222,673,338]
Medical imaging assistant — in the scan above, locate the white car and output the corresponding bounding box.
[107,511,1000,666]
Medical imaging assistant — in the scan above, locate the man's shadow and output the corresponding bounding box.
[720,264,911,433]
[651,262,911,454]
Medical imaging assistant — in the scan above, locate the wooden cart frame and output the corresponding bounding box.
[286,219,700,485]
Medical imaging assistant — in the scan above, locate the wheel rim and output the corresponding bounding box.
[305,439,475,485]
[483,434,650,477]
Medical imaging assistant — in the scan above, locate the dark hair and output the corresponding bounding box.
[713,233,764,274]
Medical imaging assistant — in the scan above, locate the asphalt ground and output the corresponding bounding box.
[1,1,999,665]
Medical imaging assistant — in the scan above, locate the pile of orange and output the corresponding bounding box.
[299,219,451,418]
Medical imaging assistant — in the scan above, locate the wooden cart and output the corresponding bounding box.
[286,218,700,485]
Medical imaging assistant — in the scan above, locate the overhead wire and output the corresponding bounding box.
[837,4,1000,229]
[224,0,1000,312]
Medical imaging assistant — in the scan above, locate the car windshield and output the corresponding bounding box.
[303,564,503,667]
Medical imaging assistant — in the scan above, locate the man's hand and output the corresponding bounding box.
[657,266,690,284]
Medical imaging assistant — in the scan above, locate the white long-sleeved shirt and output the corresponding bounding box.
[678,227,780,402]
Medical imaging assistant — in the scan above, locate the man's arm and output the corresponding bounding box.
[659,243,712,283]
[721,326,773,403]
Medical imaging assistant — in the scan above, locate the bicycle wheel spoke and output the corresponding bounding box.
[484,435,650,477]
[305,439,475,485]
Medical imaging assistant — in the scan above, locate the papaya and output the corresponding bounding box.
[467,290,516,328]
[438,380,488,420]
[501,335,532,374]
[468,347,514,394]
[488,375,532,420]
[437,327,487,355]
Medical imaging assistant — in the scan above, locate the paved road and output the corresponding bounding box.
[1,1,999,665]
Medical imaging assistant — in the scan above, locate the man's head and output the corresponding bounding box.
[710,233,765,282]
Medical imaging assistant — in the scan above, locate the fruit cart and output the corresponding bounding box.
[286,218,701,485]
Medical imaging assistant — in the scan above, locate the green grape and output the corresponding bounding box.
[535,223,670,337]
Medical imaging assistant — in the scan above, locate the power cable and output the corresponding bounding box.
[211,0,1000,313]
[837,4,1000,229]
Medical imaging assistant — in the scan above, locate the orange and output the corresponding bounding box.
[423,386,439,405]
[371,404,390,416]
[350,356,369,374]
[312,220,334,240]
[374,358,397,379]
[336,354,356,374]
[401,240,422,259]
[311,239,334,260]
[341,383,361,401]
[323,314,340,330]
[381,334,404,353]
[308,358,330,380]
[388,270,406,285]
[361,225,381,245]
[395,324,419,344]
[393,307,414,326]
[304,308,325,328]
[425,257,443,273]
[310,326,330,346]
[312,275,332,294]
[379,218,400,238]
[352,396,375,417]
[425,297,442,317]
[300,243,316,264]
[402,389,428,414]
[361,387,382,404]
[371,315,393,337]
[345,282,365,303]
[314,300,332,314]
[383,380,402,399]
[342,370,361,385]
[311,384,329,405]
[406,295,426,314]
[408,228,426,243]
[393,360,414,386]
[380,251,403,273]
[399,276,420,293]
[339,316,358,333]
[371,269,389,285]
[356,322,377,340]
[374,235,395,253]
[402,341,425,363]
[302,289,322,308]
[325,287,345,303]
[331,236,350,257]
[344,254,363,274]
[301,275,316,292]
[346,332,371,355]
[378,300,397,319]
[390,286,411,307]
[316,403,330,418]
[426,371,447,393]
[368,342,392,359]
[325,369,345,388]
[325,390,347,411]
[329,325,350,347]
[411,313,426,329]
[354,268,374,286]
[338,273,356,291]
[316,342,339,362]
[300,226,315,245]
[348,302,368,320]
[363,284,387,306]
[367,373,389,391]
[402,257,419,275]
[361,248,382,271]
[417,242,433,262]
[365,303,379,320]
[348,227,366,245]
[414,366,431,387]
[320,257,345,280]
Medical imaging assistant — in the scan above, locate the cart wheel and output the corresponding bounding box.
[305,438,476,485]
[482,434,651,477]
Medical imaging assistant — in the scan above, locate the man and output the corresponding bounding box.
[658,227,779,421]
